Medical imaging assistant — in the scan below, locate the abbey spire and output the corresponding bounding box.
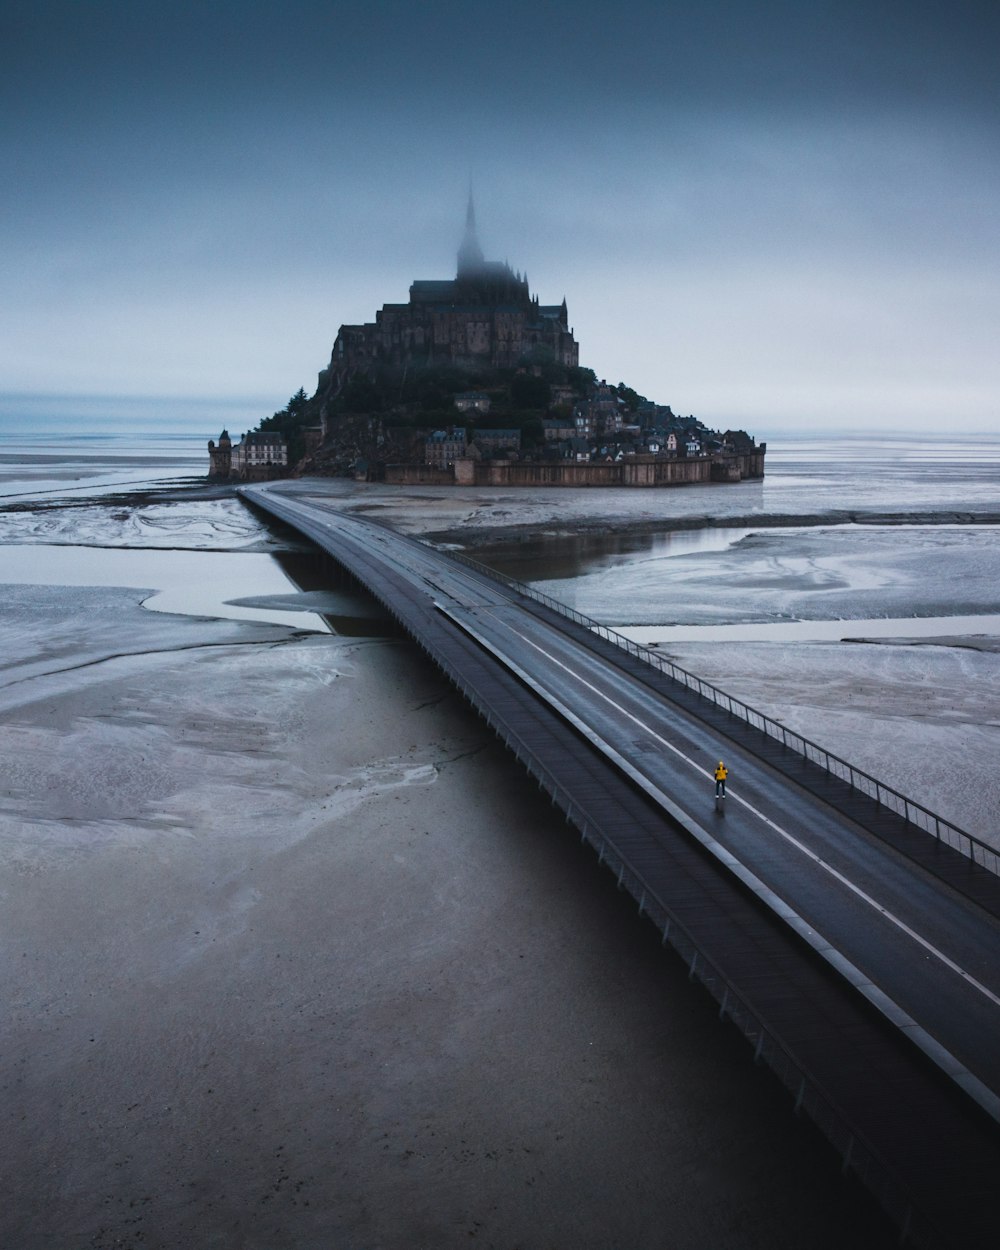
[456,189,485,277]
[321,196,579,395]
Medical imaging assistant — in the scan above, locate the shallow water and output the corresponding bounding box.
[758,437,1000,514]
[0,544,331,633]
[4,429,999,642]
[515,523,1000,631]
[0,496,274,550]
[465,525,751,583]
[620,612,1000,645]
[0,432,206,500]
[0,429,336,631]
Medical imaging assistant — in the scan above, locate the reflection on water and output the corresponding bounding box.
[0,544,331,632]
[471,516,1000,642]
[5,431,999,642]
[0,542,394,638]
[474,526,749,583]
[619,613,1000,645]
[272,550,394,637]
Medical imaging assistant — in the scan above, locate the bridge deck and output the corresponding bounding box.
[242,485,1000,1249]
[534,605,1000,920]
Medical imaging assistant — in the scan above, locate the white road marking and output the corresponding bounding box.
[489,609,1000,1010]
[257,502,1000,1009]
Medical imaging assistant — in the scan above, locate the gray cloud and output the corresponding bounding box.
[2,1,998,432]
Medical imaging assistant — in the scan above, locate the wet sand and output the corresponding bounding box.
[0,587,894,1248]
[261,475,1000,548]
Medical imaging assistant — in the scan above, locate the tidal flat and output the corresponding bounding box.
[261,476,1000,846]
[0,580,895,1249]
[4,451,998,1247]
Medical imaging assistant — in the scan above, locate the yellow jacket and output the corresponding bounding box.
[714,763,728,782]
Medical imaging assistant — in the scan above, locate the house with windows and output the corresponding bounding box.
[470,428,521,457]
[425,426,468,467]
[207,429,288,480]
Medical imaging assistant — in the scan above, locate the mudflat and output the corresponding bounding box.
[0,585,893,1248]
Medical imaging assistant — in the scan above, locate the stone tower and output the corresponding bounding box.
[207,428,232,478]
[318,197,580,399]
[456,191,485,277]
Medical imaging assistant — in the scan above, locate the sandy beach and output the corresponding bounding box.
[0,581,895,1248]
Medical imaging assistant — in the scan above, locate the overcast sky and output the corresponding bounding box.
[2,0,998,435]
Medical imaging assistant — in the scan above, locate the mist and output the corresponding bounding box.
[2,1,997,433]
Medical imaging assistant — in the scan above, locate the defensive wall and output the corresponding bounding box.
[384,449,765,487]
[379,465,456,486]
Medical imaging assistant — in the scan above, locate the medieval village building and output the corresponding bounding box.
[208,199,764,487]
[207,429,287,480]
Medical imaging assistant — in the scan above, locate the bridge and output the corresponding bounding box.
[241,484,1000,1249]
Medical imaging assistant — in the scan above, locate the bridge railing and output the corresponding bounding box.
[411,635,935,1248]
[441,545,999,880]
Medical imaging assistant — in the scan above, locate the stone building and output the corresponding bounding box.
[424,426,468,467]
[207,430,287,480]
[318,197,579,399]
[543,417,575,441]
[207,429,232,478]
[231,432,287,479]
[454,390,492,413]
[470,428,521,457]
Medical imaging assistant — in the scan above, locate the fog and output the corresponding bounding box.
[2,1,998,433]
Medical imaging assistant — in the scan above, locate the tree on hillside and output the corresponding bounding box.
[567,366,597,396]
[338,377,383,414]
[519,416,545,449]
[615,382,645,412]
[418,385,455,414]
[257,387,315,463]
[510,372,550,409]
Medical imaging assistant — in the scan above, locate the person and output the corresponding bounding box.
[714,760,728,797]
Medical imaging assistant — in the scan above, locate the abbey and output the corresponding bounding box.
[223,197,765,487]
[318,196,579,396]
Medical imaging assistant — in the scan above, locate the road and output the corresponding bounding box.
[243,484,1000,1248]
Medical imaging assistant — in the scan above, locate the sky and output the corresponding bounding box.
[2,0,998,437]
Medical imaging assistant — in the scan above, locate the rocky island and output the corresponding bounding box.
[209,198,765,486]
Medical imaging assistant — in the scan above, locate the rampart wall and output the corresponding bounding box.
[384,451,764,488]
[383,465,457,486]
